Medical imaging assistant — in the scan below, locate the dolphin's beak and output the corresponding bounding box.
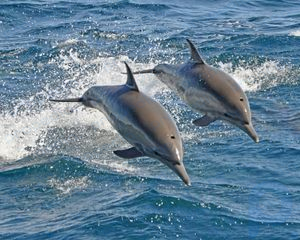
[170,162,191,186]
[131,69,154,74]
[242,122,259,143]
[157,148,191,185]
[50,97,83,103]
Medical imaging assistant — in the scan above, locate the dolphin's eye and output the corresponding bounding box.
[171,136,175,139]
[240,98,244,102]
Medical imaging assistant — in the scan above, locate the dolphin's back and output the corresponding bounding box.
[198,65,246,100]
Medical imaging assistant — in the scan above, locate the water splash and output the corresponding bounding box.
[289,30,300,37]
[218,60,293,92]
[90,158,140,175]
[0,47,162,161]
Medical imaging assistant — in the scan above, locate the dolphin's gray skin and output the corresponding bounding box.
[133,39,259,143]
[50,63,190,185]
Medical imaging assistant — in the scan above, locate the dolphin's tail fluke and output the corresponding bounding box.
[50,97,83,102]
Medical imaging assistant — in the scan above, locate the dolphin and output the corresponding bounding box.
[50,62,190,185]
[132,39,259,143]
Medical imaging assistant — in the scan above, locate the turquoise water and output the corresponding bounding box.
[0,0,300,239]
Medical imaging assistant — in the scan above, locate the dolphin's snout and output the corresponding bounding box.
[243,122,259,143]
[157,145,190,185]
[167,149,190,186]
[224,113,259,143]
[172,163,191,186]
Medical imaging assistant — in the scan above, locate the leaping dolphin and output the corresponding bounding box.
[50,62,190,185]
[132,39,259,143]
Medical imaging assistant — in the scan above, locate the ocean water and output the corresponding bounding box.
[0,0,300,239]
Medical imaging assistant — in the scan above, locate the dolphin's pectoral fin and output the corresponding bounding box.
[113,147,144,159]
[193,115,216,126]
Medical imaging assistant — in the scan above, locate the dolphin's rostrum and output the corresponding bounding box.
[50,62,190,185]
[133,39,259,143]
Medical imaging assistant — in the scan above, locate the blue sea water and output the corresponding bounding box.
[0,0,300,239]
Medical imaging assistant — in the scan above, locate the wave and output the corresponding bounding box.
[1,152,299,239]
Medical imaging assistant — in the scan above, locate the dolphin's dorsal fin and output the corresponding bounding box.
[124,62,139,91]
[186,39,205,64]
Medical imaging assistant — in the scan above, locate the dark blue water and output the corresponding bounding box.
[1,0,300,239]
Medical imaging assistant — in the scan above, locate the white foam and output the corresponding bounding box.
[289,30,300,37]
[93,31,128,40]
[51,48,163,95]
[90,158,139,174]
[53,38,84,48]
[218,60,291,92]
[48,176,90,195]
[0,107,114,161]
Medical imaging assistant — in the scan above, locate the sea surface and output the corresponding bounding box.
[0,0,300,239]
